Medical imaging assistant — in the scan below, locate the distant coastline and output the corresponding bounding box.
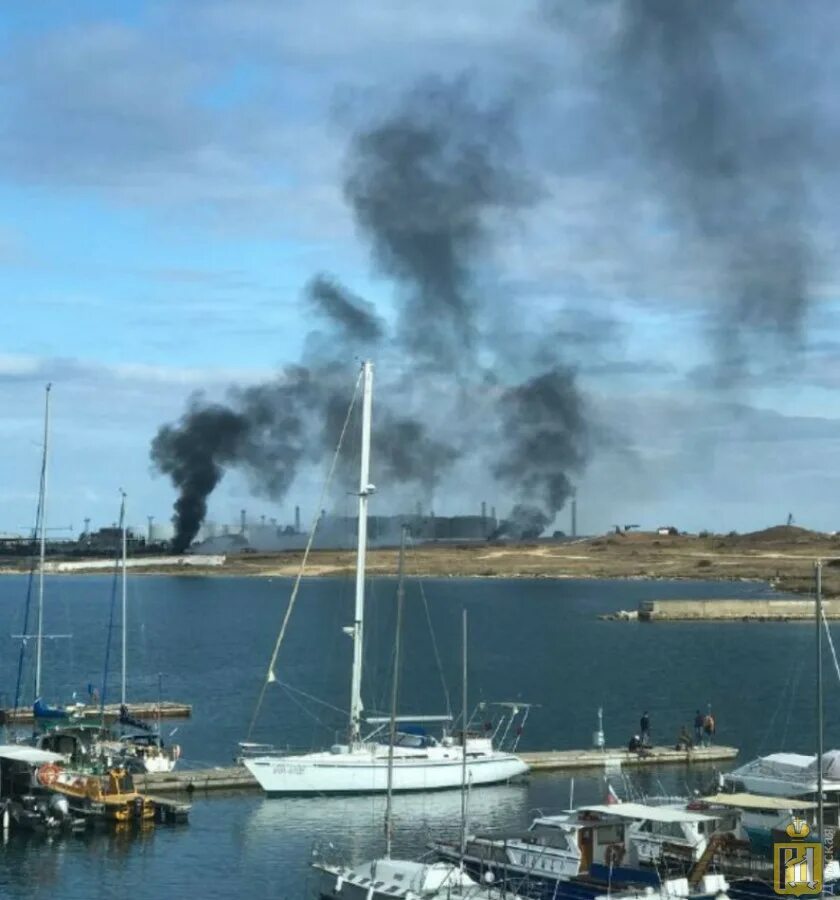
[0,525,833,597]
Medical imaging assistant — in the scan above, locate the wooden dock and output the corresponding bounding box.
[0,701,192,725]
[131,745,738,794]
[520,745,738,770]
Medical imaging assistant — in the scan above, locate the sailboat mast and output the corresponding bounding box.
[384,525,407,859]
[349,360,373,743]
[816,559,824,877]
[460,607,468,861]
[120,491,127,707]
[34,383,52,701]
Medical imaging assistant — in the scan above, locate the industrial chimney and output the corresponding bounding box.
[240,509,247,535]
[295,505,301,533]
[571,490,577,539]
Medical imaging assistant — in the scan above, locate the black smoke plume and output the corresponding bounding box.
[493,367,589,519]
[151,403,250,553]
[489,504,550,541]
[152,79,587,546]
[306,274,385,343]
[344,77,532,371]
[547,0,815,378]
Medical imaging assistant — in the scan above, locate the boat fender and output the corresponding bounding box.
[174,745,181,760]
[37,764,60,787]
[334,876,343,892]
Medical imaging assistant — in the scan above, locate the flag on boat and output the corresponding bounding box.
[605,783,620,805]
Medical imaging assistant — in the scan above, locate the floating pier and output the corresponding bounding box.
[519,745,738,771]
[637,598,840,622]
[135,766,260,793]
[0,701,192,725]
[131,745,738,794]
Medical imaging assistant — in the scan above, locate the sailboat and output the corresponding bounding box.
[242,361,528,795]
[26,384,70,721]
[314,542,527,900]
[111,492,180,774]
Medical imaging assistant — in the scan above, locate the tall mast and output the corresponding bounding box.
[384,525,407,859]
[460,607,468,861]
[34,383,52,700]
[349,360,373,743]
[816,559,824,885]
[120,490,128,707]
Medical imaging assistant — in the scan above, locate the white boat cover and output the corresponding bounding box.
[580,803,718,823]
[0,744,64,765]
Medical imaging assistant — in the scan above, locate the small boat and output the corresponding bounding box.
[0,744,84,835]
[243,361,528,796]
[48,766,156,825]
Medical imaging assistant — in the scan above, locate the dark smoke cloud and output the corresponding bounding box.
[344,77,534,370]
[546,0,815,379]
[489,504,550,541]
[306,274,385,343]
[152,78,588,545]
[150,402,250,553]
[493,367,589,518]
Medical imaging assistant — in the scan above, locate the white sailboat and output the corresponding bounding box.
[111,492,180,774]
[242,360,528,795]
[314,559,526,899]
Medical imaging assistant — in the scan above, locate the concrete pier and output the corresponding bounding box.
[132,745,738,794]
[519,745,738,770]
[638,598,837,622]
[0,700,192,725]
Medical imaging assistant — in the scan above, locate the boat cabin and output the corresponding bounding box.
[702,792,819,851]
[0,744,65,801]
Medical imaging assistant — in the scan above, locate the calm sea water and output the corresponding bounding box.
[0,573,832,899]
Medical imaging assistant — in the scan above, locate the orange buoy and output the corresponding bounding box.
[37,763,60,787]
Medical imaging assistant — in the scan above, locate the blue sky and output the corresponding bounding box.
[2,0,840,538]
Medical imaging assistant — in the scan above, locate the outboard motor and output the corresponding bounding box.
[49,794,70,819]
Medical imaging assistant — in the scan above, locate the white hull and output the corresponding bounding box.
[315,859,517,899]
[245,743,527,795]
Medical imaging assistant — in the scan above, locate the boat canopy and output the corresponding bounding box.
[580,803,719,824]
[0,744,64,765]
[704,792,818,811]
[728,751,840,788]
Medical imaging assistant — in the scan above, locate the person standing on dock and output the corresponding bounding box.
[640,711,650,746]
[702,711,715,747]
[694,710,704,746]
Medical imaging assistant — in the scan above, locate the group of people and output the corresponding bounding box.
[627,709,716,753]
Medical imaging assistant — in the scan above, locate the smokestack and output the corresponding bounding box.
[83,517,91,537]
[571,490,577,539]
[240,509,246,535]
[491,505,496,523]
[295,505,301,533]
[146,515,153,543]
[481,500,487,536]
[416,500,422,518]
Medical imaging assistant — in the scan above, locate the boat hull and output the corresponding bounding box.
[245,750,528,795]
